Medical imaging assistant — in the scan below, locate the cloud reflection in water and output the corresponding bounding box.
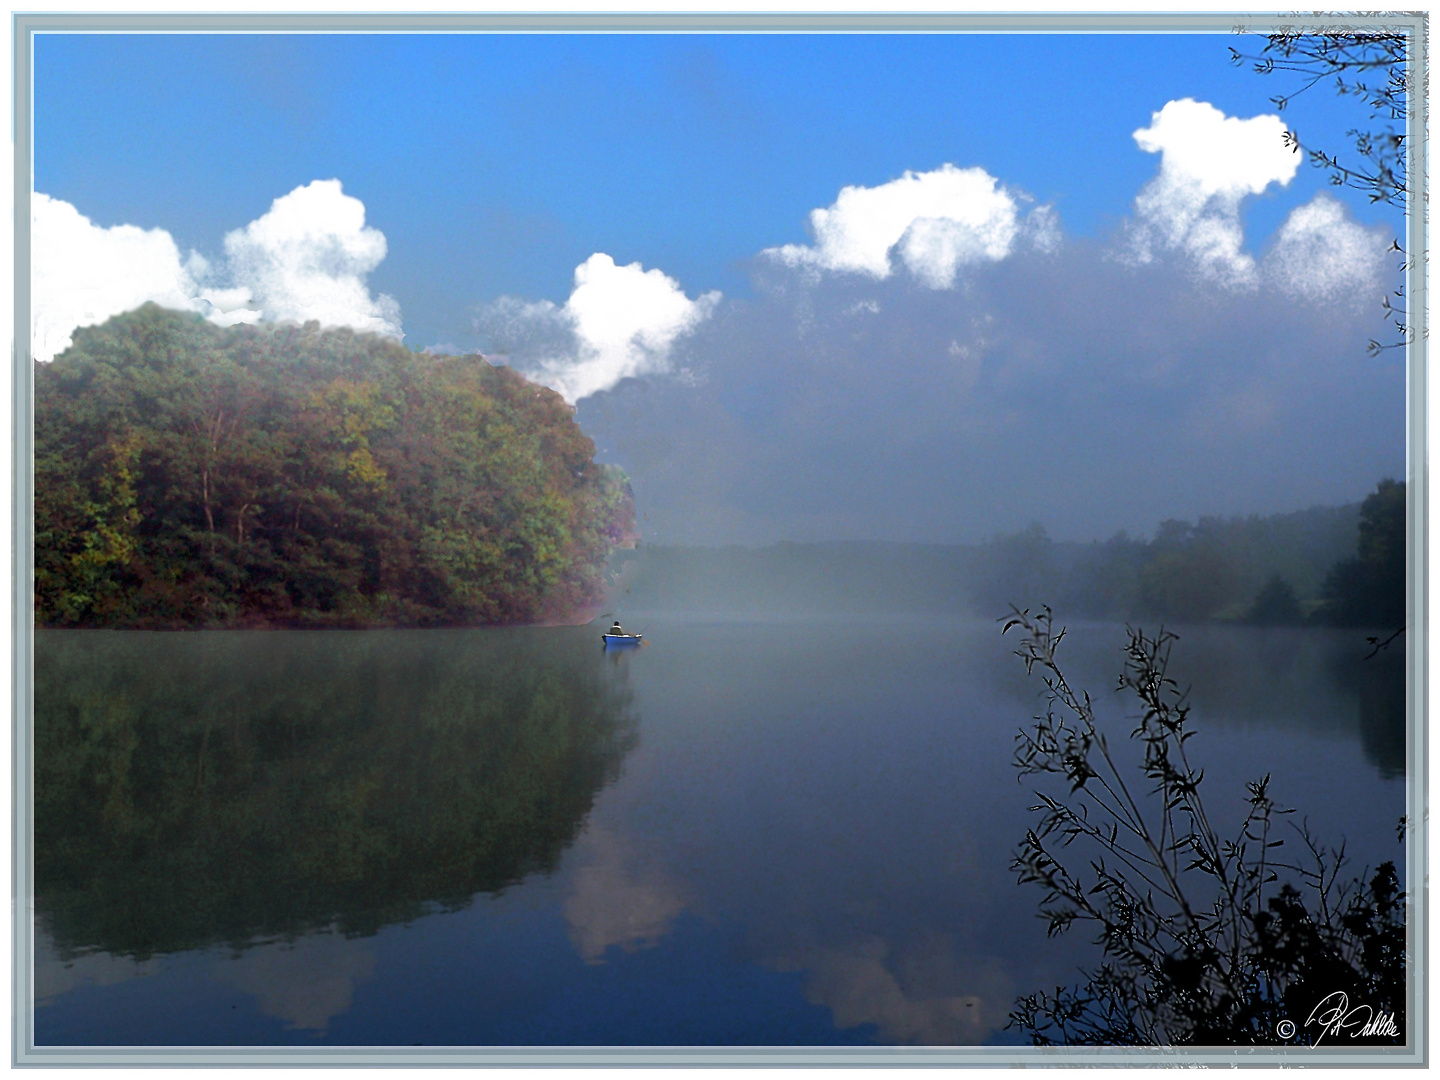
[564,826,688,965]
[210,932,376,1034]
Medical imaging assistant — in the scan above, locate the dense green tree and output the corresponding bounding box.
[1316,479,1405,628]
[1138,520,1241,622]
[34,305,634,628]
[1246,574,1303,626]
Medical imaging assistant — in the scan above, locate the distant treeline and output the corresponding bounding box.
[35,305,636,629]
[614,480,1405,628]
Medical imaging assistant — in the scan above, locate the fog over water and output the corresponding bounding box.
[32,616,1403,1046]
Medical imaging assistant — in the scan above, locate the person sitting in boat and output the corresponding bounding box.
[609,621,625,636]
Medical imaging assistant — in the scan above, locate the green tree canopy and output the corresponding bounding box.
[1317,478,1405,628]
[34,304,636,628]
[1246,573,1303,626]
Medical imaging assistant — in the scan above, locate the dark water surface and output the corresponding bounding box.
[32,618,1405,1046]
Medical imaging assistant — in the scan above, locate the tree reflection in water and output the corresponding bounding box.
[1331,646,1406,781]
[35,627,638,959]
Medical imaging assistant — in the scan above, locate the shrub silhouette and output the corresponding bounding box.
[1004,607,1405,1046]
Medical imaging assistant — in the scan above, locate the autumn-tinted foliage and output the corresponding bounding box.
[35,304,635,628]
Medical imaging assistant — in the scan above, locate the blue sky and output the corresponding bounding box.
[34,33,1401,340]
[32,30,1409,543]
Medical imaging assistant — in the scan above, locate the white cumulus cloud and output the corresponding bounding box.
[220,179,400,337]
[508,253,720,404]
[31,180,402,362]
[766,164,1044,289]
[1263,194,1391,302]
[31,193,206,363]
[1128,98,1300,286]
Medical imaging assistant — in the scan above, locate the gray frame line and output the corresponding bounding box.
[6,11,1421,33]
[1404,12,1429,1068]
[13,10,33,1070]
[11,10,1428,1067]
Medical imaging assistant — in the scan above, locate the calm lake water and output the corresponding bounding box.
[32,616,1405,1046]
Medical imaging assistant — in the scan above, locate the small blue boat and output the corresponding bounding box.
[602,633,643,647]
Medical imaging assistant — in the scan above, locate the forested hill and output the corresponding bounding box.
[34,304,637,629]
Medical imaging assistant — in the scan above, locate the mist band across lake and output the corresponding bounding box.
[34,613,1402,1045]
